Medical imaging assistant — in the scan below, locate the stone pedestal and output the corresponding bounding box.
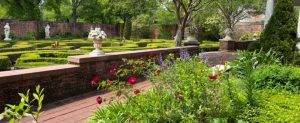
[183,41,200,46]
[219,40,235,51]
[183,35,200,46]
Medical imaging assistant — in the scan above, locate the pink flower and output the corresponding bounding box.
[96,96,103,104]
[133,89,141,95]
[128,76,137,85]
[156,69,161,75]
[208,75,217,80]
[91,76,101,86]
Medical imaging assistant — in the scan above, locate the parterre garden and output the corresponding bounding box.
[0,39,219,70]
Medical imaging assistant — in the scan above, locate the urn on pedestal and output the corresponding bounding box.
[88,28,107,56]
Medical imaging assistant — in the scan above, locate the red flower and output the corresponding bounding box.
[133,89,141,95]
[156,69,161,75]
[178,93,184,100]
[109,68,117,77]
[96,96,103,104]
[128,76,137,85]
[208,75,217,80]
[91,76,101,86]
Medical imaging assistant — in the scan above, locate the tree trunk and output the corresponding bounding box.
[175,25,183,47]
[72,1,77,23]
[124,18,132,40]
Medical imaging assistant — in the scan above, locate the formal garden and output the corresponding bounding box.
[1,0,300,123]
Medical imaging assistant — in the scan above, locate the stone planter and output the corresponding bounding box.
[219,40,235,51]
[90,40,105,56]
[184,33,199,46]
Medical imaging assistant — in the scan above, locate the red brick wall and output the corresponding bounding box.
[0,20,120,39]
[0,46,199,111]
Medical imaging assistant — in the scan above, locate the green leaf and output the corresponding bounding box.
[0,113,4,120]
[33,93,39,100]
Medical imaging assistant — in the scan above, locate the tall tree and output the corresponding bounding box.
[43,0,70,21]
[1,0,43,20]
[109,0,157,40]
[214,0,265,38]
[71,0,83,23]
[160,0,210,46]
[78,0,116,24]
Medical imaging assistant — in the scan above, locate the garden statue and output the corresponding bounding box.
[88,27,107,56]
[183,26,199,46]
[4,23,11,41]
[45,24,51,39]
[220,28,233,41]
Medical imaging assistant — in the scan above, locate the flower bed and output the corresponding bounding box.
[89,49,300,122]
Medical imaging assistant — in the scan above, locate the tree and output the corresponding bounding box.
[260,0,297,63]
[160,0,210,46]
[1,0,43,20]
[109,0,157,40]
[71,0,83,23]
[78,0,116,24]
[214,0,265,38]
[43,0,70,21]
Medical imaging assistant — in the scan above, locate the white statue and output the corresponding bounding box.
[4,23,11,41]
[45,24,51,39]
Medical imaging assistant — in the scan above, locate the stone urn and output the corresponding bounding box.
[88,27,106,56]
[219,28,235,51]
[184,26,200,46]
[90,39,104,56]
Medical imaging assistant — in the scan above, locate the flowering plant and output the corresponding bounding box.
[88,28,107,40]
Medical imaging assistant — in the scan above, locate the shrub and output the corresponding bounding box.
[255,90,300,122]
[231,49,281,77]
[252,65,300,91]
[247,41,261,51]
[240,32,261,41]
[90,57,227,122]
[136,42,148,47]
[20,32,36,40]
[259,0,297,63]
[0,56,12,71]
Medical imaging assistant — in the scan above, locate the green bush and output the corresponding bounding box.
[240,32,261,41]
[260,0,297,63]
[15,62,57,69]
[247,41,261,51]
[0,56,12,71]
[252,65,300,91]
[20,32,36,40]
[255,90,300,122]
[136,42,149,47]
[90,57,227,122]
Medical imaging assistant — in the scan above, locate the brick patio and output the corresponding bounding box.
[18,81,152,123]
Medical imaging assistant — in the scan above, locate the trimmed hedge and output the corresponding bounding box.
[0,56,12,71]
[252,65,300,91]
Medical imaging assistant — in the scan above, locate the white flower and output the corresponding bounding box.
[88,28,107,40]
[210,64,231,75]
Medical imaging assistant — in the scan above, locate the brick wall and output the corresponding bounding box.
[0,46,199,111]
[0,20,120,39]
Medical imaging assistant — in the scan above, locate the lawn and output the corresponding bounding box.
[0,39,219,70]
